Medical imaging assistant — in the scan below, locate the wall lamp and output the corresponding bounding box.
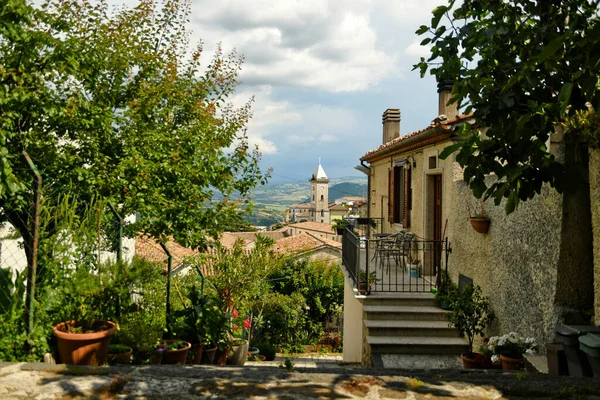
[404,155,416,170]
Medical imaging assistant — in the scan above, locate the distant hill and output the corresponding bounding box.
[244,176,367,226]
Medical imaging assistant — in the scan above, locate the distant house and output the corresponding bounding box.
[273,232,341,262]
[218,231,289,249]
[283,221,338,242]
[135,235,198,274]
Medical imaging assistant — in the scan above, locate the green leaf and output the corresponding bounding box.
[558,82,573,115]
[431,6,448,29]
[537,36,564,63]
[439,141,464,160]
[416,25,429,35]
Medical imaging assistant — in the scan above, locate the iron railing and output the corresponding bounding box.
[341,229,451,294]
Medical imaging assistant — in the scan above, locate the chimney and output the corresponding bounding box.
[437,79,458,118]
[382,108,401,144]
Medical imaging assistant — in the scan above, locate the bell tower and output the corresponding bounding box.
[309,158,330,223]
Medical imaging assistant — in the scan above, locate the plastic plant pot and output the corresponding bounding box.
[579,333,600,378]
[554,325,600,377]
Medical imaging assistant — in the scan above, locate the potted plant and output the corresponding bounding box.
[408,259,422,278]
[107,344,133,365]
[445,283,494,369]
[358,270,378,294]
[173,286,210,364]
[161,339,192,365]
[332,219,349,235]
[227,309,251,365]
[487,332,537,370]
[435,271,456,310]
[53,320,117,366]
[468,199,490,234]
[51,265,117,366]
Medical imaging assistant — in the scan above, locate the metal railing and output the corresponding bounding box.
[341,229,451,294]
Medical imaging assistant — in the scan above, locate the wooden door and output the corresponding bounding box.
[433,175,442,274]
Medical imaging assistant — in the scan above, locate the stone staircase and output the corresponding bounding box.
[363,292,468,368]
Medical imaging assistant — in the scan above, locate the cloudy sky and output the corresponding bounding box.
[177,0,446,182]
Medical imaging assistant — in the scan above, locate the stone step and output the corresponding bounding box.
[362,292,439,307]
[367,336,468,355]
[365,320,460,337]
[363,305,450,321]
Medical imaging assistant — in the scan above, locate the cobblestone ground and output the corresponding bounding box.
[1,355,600,399]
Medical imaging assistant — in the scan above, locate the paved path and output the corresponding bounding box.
[1,358,600,399]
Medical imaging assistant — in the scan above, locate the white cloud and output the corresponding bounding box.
[190,0,396,92]
[404,41,432,58]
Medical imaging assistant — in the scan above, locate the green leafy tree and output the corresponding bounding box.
[415,1,600,213]
[0,0,268,265]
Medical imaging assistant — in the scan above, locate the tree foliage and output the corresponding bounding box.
[0,0,268,249]
[415,0,600,213]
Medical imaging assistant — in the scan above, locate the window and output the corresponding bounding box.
[312,195,315,201]
[320,210,324,217]
[388,164,412,226]
[320,195,324,201]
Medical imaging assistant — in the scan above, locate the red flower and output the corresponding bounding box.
[232,310,239,318]
[243,318,251,329]
[233,324,239,330]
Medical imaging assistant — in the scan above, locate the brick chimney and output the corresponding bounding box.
[382,108,401,144]
[437,79,458,118]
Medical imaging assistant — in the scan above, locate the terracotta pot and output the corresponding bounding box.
[461,353,483,369]
[162,340,191,365]
[53,320,116,366]
[358,283,372,295]
[188,343,205,365]
[227,340,249,365]
[201,346,218,364]
[258,354,266,361]
[215,346,230,366]
[500,354,524,370]
[470,218,490,234]
[107,346,132,364]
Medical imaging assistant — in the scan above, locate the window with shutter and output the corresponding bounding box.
[388,168,394,223]
[388,164,412,226]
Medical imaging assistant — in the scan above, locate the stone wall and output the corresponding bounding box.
[590,147,600,325]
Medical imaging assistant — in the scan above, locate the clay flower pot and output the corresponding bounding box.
[470,218,490,234]
[107,345,133,364]
[214,346,230,366]
[53,320,116,366]
[201,345,218,364]
[162,340,192,365]
[188,343,205,365]
[500,354,524,370]
[461,353,483,369]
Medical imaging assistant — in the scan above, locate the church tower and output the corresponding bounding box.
[309,158,330,223]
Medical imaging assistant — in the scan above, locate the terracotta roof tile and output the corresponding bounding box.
[219,231,288,247]
[272,233,341,255]
[362,113,474,159]
[135,236,198,268]
[287,221,334,234]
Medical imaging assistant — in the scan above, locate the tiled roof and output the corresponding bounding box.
[287,221,334,234]
[219,231,288,248]
[135,236,198,268]
[361,113,474,160]
[273,233,341,255]
[329,204,348,211]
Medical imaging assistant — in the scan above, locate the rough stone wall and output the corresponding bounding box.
[590,147,600,325]
[447,180,563,348]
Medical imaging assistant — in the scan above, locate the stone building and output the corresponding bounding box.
[309,159,330,223]
[349,80,599,355]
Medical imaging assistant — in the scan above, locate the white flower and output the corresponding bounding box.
[491,355,500,363]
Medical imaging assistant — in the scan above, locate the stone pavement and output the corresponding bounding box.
[1,356,600,399]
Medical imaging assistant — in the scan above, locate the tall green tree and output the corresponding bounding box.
[0,0,268,259]
[415,0,600,212]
